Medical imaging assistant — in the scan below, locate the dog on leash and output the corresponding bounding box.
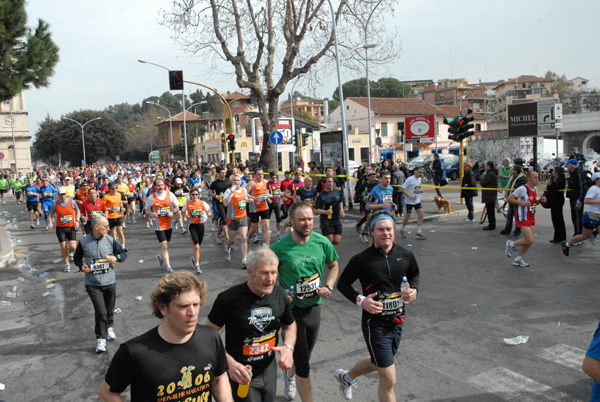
[434,195,451,214]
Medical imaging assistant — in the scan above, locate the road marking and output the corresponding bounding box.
[468,367,582,402]
[540,344,585,371]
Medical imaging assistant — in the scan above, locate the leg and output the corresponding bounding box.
[160,241,171,267]
[416,209,424,227]
[226,229,237,249]
[566,227,594,246]
[193,244,200,265]
[85,285,109,339]
[103,283,117,329]
[261,218,270,245]
[59,241,69,264]
[68,240,77,255]
[116,226,125,247]
[377,365,397,402]
[486,202,496,228]
[331,235,341,245]
[402,212,411,227]
[247,221,259,239]
[239,227,248,259]
[514,226,535,257]
[465,197,474,220]
[348,356,377,379]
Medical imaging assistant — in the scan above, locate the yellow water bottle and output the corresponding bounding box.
[237,365,253,398]
[327,206,333,219]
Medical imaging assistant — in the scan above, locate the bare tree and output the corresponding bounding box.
[161,0,398,171]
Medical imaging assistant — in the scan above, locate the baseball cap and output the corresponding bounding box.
[58,186,67,194]
[592,172,600,182]
[295,167,303,172]
[566,159,579,166]
[465,163,473,168]
[64,177,71,181]
[175,178,183,184]
[42,177,49,181]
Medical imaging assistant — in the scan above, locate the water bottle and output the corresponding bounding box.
[6,291,18,298]
[401,276,410,304]
[45,278,56,284]
[236,365,253,398]
[1,301,12,306]
[11,285,17,292]
[286,286,294,301]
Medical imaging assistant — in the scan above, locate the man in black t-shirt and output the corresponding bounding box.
[207,247,296,402]
[210,167,231,244]
[313,176,345,244]
[99,272,232,402]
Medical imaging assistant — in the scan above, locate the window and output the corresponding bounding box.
[381,122,388,137]
[360,147,369,164]
[232,101,240,107]
[476,123,481,131]
[348,148,355,162]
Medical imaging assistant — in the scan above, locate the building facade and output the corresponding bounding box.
[0,90,32,173]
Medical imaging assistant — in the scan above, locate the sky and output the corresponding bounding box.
[24,0,600,139]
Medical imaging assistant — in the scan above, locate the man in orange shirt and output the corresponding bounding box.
[103,183,127,252]
[76,181,90,234]
[48,186,81,272]
[145,178,180,273]
[223,174,250,268]
[246,168,271,245]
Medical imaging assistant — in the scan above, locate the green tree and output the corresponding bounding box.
[0,0,59,101]
[333,77,411,100]
[545,70,572,97]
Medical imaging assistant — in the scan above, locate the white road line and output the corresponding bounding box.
[468,367,582,402]
[540,344,585,371]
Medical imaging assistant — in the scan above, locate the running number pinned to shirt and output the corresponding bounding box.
[295,273,320,300]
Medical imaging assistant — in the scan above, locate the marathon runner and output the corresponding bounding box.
[223,174,250,268]
[209,167,230,244]
[246,168,271,245]
[313,176,345,245]
[81,188,108,234]
[24,177,42,229]
[103,183,127,251]
[183,188,211,274]
[48,186,81,273]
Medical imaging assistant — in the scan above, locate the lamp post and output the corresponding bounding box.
[138,59,190,164]
[185,101,208,163]
[145,101,173,151]
[362,42,378,163]
[63,117,101,166]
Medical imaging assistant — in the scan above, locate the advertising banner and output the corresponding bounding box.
[405,115,435,143]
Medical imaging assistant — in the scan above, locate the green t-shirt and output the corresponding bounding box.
[270,232,339,309]
[0,179,7,190]
[500,165,512,187]
[12,181,23,192]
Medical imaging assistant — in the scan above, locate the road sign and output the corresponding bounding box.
[554,103,563,120]
[270,131,284,145]
[0,152,4,160]
[555,121,563,128]
[221,133,226,145]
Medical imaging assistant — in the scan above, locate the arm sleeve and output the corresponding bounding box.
[104,343,135,393]
[324,240,339,265]
[73,242,85,269]
[113,239,127,263]
[313,193,324,210]
[206,293,227,328]
[337,256,361,303]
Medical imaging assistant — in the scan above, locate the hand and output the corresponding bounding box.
[81,264,91,273]
[317,286,332,299]
[539,196,547,203]
[523,201,531,207]
[167,212,173,218]
[48,222,53,230]
[411,195,416,200]
[340,210,345,218]
[228,362,251,385]
[75,221,79,229]
[382,202,391,209]
[273,346,294,371]
[361,292,383,315]
[107,256,117,264]
[402,288,417,302]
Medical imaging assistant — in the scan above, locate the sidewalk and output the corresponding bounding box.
[0,217,15,269]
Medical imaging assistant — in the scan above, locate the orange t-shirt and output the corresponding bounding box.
[153,191,173,230]
[76,188,88,203]
[252,180,269,212]
[56,200,76,228]
[103,192,123,219]
[186,200,206,225]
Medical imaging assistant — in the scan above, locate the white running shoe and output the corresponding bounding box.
[225,247,231,261]
[416,232,427,240]
[96,338,107,353]
[156,254,165,270]
[146,222,150,228]
[280,369,297,400]
[107,327,116,340]
[335,369,357,400]
[400,227,406,238]
[360,234,369,243]
[241,258,247,268]
[64,263,71,273]
[252,235,259,244]
[512,257,529,267]
[505,240,514,258]
[166,266,174,273]
[215,232,222,244]
[36,215,40,226]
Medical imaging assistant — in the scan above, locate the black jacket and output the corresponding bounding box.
[460,170,478,198]
[480,169,499,203]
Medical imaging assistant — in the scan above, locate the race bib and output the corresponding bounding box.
[175,189,183,196]
[43,191,51,197]
[27,191,35,197]
[295,273,320,300]
[383,194,393,204]
[530,205,536,214]
[273,189,281,196]
[258,193,268,203]
[238,200,247,210]
[158,206,170,217]
[90,210,102,218]
[379,291,404,317]
[60,215,73,225]
[90,259,110,275]
[242,332,276,360]
[414,186,421,193]
[304,198,314,207]
[111,206,120,213]
[190,208,203,218]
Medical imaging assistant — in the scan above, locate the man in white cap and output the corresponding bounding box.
[48,186,81,272]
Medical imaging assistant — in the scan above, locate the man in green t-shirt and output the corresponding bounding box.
[0,174,8,204]
[12,178,23,204]
[270,201,339,402]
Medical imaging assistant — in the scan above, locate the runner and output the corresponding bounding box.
[280,170,293,222]
[48,186,81,273]
[267,172,284,237]
[125,177,137,225]
[246,168,272,245]
[400,168,427,240]
[223,174,250,267]
[207,246,296,401]
[354,171,379,242]
[270,201,339,402]
[81,188,108,234]
[12,175,23,204]
[365,170,397,241]
[562,172,600,256]
[184,188,211,274]
[24,177,42,229]
[115,174,130,227]
[103,183,127,251]
[171,177,189,234]
[40,177,58,230]
[313,176,345,245]
[294,176,317,206]
[0,174,8,204]
[145,177,180,273]
[336,210,420,401]
[209,167,230,244]
[504,170,546,267]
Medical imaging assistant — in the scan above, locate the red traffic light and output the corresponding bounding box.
[228,134,235,141]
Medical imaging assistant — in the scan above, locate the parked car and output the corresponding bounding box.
[347,160,360,178]
[440,154,460,180]
[406,154,434,174]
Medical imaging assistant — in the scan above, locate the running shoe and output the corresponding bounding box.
[335,369,356,400]
[355,224,361,234]
[215,232,222,244]
[146,222,150,228]
[64,263,70,273]
[190,256,196,270]
[30,225,34,230]
[166,267,174,273]
[96,338,107,353]
[36,215,40,226]
[505,240,514,258]
[182,229,187,235]
[107,327,116,340]
[225,247,231,261]
[252,235,259,244]
[132,218,136,224]
[590,234,597,246]
[360,234,369,243]
[280,368,297,400]
[400,227,406,238]
[561,241,569,256]
[416,232,427,240]
[175,223,178,230]
[512,257,529,267]
[123,222,126,228]
[241,258,247,268]
[156,254,165,270]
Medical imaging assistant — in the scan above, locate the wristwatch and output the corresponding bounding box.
[324,285,333,292]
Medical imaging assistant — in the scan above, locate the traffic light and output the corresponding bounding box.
[444,115,462,142]
[458,108,475,139]
[294,131,299,148]
[221,143,225,153]
[169,70,184,90]
[228,134,236,151]
[302,133,309,147]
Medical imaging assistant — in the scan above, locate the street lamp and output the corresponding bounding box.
[63,116,101,166]
[138,59,190,164]
[362,42,378,163]
[145,101,173,150]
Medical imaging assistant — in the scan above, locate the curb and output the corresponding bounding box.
[0,219,14,269]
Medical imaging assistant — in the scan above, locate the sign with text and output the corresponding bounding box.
[405,115,435,143]
[251,118,295,153]
[508,100,557,137]
[319,131,343,168]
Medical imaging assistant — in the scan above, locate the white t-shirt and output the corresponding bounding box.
[585,185,600,215]
[403,175,422,205]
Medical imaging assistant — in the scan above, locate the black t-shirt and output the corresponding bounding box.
[210,179,231,196]
[207,283,294,376]
[104,325,228,402]
[314,189,343,221]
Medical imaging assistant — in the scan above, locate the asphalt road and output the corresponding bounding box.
[0,189,598,402]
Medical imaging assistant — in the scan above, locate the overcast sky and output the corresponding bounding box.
[24,0,600,138]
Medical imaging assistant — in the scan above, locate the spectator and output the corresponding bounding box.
[481,161,499,231]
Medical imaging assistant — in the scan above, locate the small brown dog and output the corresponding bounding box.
[434,195,451,213]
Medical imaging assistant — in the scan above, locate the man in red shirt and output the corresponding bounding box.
[81,188,107,234]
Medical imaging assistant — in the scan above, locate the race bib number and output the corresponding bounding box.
[111,206,120,213]
[383,194,393,204]
[27,191,35,197]
[273,189,281,196]
[530,205,536,214]
[90,210,102,218]
[175,189,183,196]
[379,291,403,317]
[43,191,51,197]
[190,208,203,218]
[295,273,320,300]
[90,259,110,275]
[238,200,247,210]
[158,206,170,217]
[414,186,421,194]
[60,215,73,225]
[242,332,276,360]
